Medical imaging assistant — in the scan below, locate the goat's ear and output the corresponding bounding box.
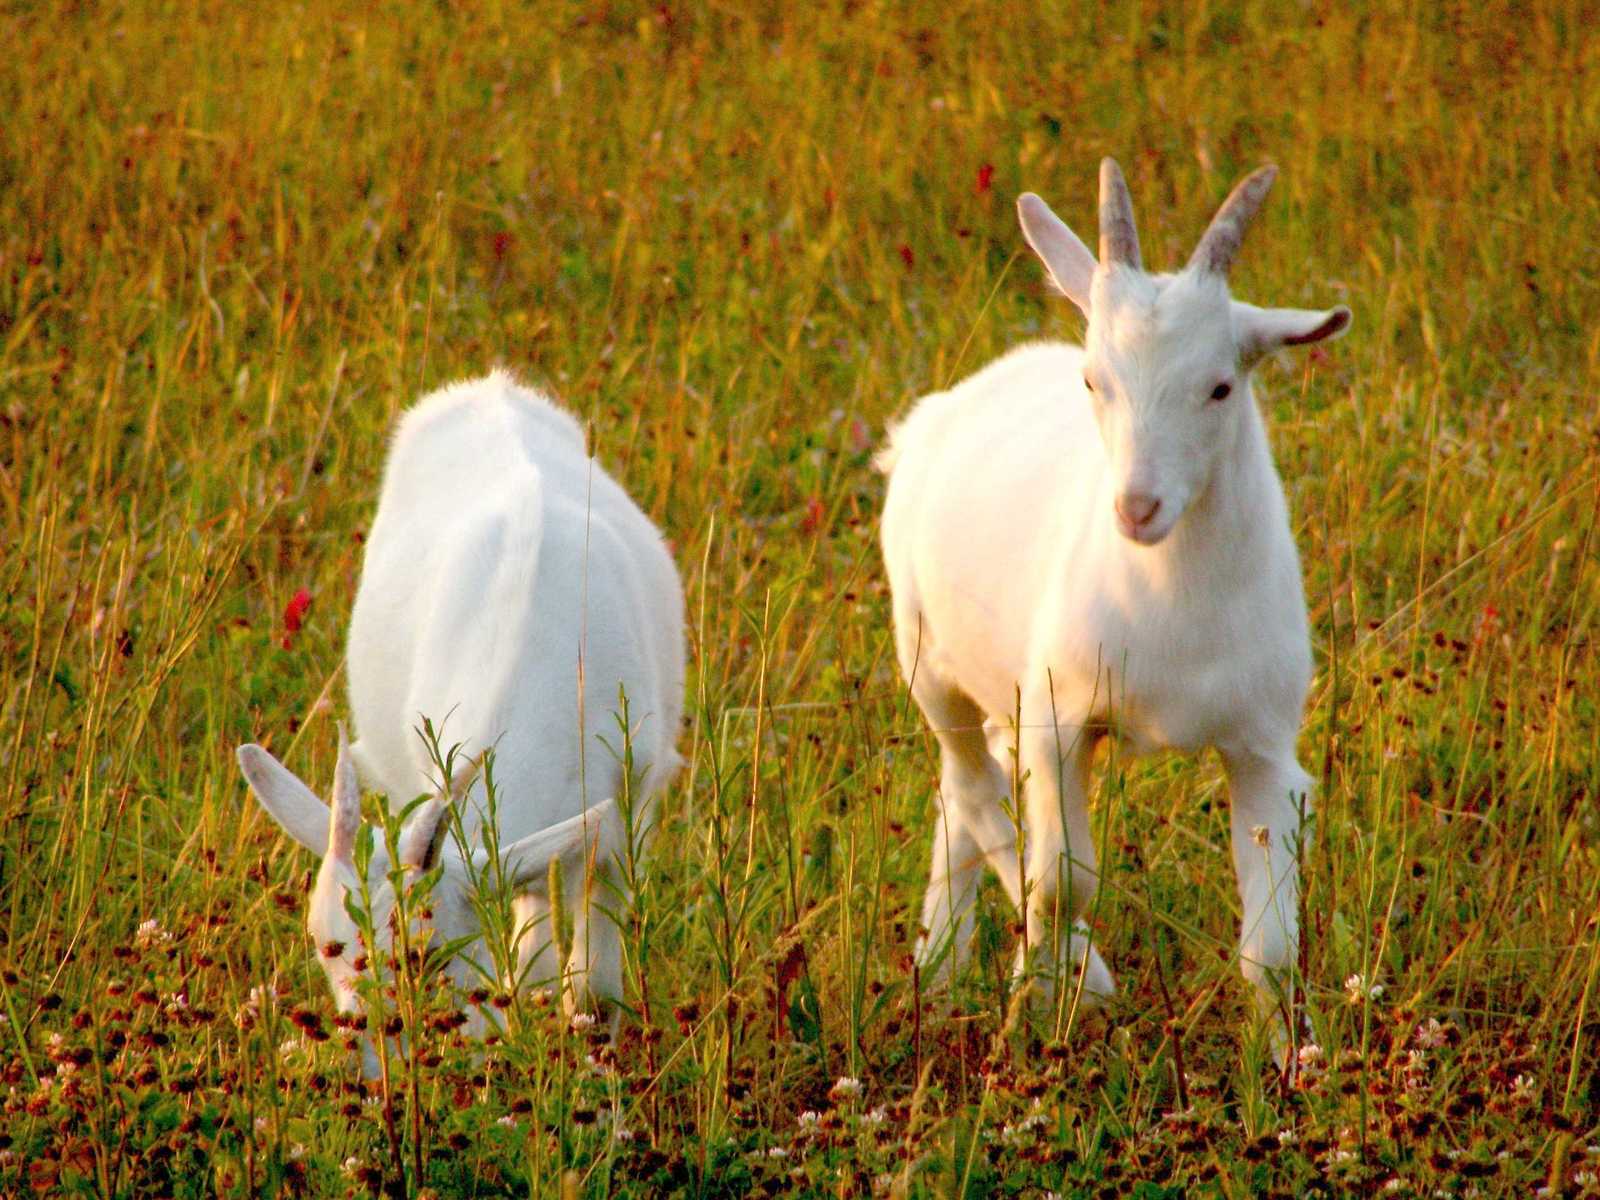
[1235,302,1352,363]
[237,744,330,854]
[1017,193,1096,316]
[494,800,614,893]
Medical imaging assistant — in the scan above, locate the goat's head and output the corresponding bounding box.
[237,728,601,1075]
[1017,158,1351,545]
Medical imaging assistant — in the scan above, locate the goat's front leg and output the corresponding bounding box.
[1015,718,1115,1007]
[1222,745,1311,1056]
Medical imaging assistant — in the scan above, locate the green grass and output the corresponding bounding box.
[3,0,1598,1195]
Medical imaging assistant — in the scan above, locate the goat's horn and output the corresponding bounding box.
[1188,164,1277,276]
[1097,157,1142,270]
[329,723,362,863]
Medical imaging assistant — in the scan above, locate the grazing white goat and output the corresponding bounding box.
[878,159,1350,1046]
[239,370,685,1063]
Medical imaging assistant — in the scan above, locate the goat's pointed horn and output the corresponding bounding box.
[328,723,362,865]
[1188,164,1278,276]
[397,750,483,872]
[1097,157,1142,270]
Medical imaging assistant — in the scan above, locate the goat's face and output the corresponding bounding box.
[238,733,509,1076]
[1017,160,1351,547]
[1081,268,1243,545]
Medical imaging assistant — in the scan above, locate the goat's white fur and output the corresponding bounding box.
[878,160,1350,1049]
[240,370,684,1068]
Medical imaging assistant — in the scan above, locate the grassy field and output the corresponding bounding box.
[3,0,1599,1195]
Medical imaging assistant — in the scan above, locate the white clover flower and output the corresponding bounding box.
[1331,1148,1356,1165]
[135,918,171,948]
[46,1032,65,1056]
[796,1109,820,1131]
[1344,973,1383,1004]
[1414,1017,1447,1048]
[1381,1180,1403,1194]
[1511,1073,1538,1101]
[288,1144,306,1161]
[254,1116,268,1134]
[830,1075,863,1100]
[767,1146,789,1159]
[342,1156,361,1177]
[585,1052,612,1076]
[615,1128,636,1144]
[1277,1130,1299,1146]
[569,1012,597,1033]
[497,1114,517,1128]
[861,1106,887,1128]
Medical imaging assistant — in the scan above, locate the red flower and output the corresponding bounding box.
[898,244,915,270]
[976,163,995,194]
[281,587,312,649]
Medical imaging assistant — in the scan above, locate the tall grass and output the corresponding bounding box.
[1,1,1597,1195]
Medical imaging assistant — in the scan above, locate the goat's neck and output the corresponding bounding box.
[1124,399,1282,594]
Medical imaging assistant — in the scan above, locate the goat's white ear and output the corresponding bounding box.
[1235,302,1352,363]
[1017,193,1096,316]
[492,800,616,894]
[237,744,330,855]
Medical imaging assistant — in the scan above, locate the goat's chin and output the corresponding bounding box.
[1115,514,1178,546]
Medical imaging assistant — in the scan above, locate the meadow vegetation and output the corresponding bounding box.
[2,1,1598,1195]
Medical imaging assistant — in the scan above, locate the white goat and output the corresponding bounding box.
[878,160,1350,1046]
[239,370,685,1065]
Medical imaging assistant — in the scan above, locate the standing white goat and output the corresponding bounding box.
[239,370,685,1063]
[878,159,1350,1046]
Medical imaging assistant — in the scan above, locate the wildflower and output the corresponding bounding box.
[861,1106,887,1127]
[1251,824,1271,849]
[254,1116,269,1134]
[342,1157,361,1177]
[288,1144,306,1161]
[1414,1017,1447,1048]
[135,918,171,949]
[1344,973,1383,1004]
[615,1128,636,1143]
[797,1110,820,1131]
[569,1011,596,1033]
[1511,1073,1537,1102]
[829,1076,863,1101]
[281,587,312,649]
[496,1114,516,1128]
[767,1146,789,1159]
[1381,1178,1403,1193]
[1277,1130,1299,1147]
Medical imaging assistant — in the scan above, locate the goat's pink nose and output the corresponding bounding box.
[1115,492,1161,529]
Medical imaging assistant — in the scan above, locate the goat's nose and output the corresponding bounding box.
[1115,491,1161,529]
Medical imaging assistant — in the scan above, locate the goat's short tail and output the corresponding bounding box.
[872,421,903,475]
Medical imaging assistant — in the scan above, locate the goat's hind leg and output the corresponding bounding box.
[906,675,1014,985]
[1015,717,1115,1008]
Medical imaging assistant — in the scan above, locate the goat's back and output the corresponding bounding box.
[347,371,684,834]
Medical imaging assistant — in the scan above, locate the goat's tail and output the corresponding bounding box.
[872,421,904,475]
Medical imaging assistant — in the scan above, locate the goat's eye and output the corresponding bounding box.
[1208,381,1232,402]
[1082,374,1095,394]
